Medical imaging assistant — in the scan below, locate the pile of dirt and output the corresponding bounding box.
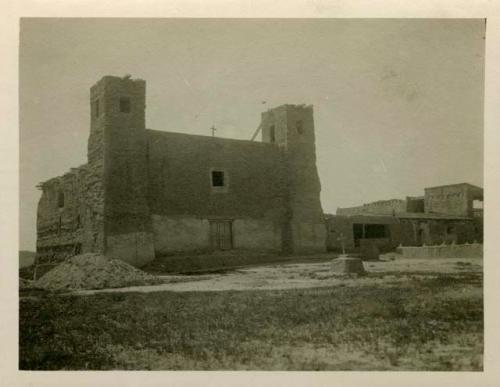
[34,253,160,291]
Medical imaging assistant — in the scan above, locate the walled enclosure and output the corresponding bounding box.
[36,76,327,266]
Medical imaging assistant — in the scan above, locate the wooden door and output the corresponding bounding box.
[210,220,233,250]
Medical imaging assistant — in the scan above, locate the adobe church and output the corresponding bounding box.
[36,75,326,267]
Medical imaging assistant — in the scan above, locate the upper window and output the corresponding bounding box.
[120,97,131,113]
[296,120,304,134]
[94,99,100,117]
[57,191,65,208]
[211,170,225,187]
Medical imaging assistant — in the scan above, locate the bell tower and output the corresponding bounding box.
[261,104,326,254]
[87,75,154,266]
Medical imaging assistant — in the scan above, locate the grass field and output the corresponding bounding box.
[19,267,483,370]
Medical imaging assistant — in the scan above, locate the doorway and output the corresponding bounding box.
[210,220,233,251]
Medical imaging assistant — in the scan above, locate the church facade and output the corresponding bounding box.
[36,75,327,267]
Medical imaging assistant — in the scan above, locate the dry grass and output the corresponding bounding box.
[19,268,482,370]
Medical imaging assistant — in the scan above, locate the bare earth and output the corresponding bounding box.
[73,256,483,295]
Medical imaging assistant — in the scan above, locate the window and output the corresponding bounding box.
[269,125,276,143]
[120,97,131,113]
[296,120,304,134]
[211,170,225,187]
[364,224,388,239]
[473,199,483,209]
[94,99,100,117]
[57,192,65,208]
[353,223,388,247]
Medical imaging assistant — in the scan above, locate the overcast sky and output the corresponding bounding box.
[19,18,484,251]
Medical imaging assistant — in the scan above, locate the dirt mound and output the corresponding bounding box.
[34,253,159,290]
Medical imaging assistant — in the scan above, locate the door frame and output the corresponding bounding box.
[209,219,234,251]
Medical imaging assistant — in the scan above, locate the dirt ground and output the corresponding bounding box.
[73,256,483,296]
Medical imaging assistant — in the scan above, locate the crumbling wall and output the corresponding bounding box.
[36,163,104,263]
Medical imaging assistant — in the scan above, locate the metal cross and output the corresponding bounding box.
[337,232,346,255]
[211,125,217,137]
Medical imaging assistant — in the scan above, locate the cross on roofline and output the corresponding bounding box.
[211,125,216,137]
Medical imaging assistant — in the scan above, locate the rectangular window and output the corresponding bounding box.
[364,224,388,239]
[57,192,65,208]
[211,170,225,187]
[120,97,131,113]
[94,99,100,117]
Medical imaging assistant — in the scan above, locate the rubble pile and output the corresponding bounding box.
[34,253,159,290]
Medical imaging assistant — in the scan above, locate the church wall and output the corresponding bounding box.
[145,130,288,256]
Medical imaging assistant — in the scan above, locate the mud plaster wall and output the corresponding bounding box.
[145,131,288,255]
[146,130,287,220]
[151,216,282,255]
[98,77,155,266]
[261,105,326,253]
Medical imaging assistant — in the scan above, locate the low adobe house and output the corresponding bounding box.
[327,183,483,253]
[36,75,326,267]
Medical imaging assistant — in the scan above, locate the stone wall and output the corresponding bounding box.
[36,163,104,263]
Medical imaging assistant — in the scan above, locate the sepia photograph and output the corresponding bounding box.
[17,17,485,371]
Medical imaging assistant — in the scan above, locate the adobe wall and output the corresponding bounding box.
[261,105,326,253]
[325,215,479,253]
[396,243,483,258]
[151,215,282,255]
[326,215,400,252]
[36,164,105,263]
[406,196,425,213]
[337,199,407,216]
[92,76,155,267]
[146,130,288,255]
[424,184,470,217]
[146,130,287,220]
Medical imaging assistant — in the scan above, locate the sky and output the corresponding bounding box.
[19,18,485,251]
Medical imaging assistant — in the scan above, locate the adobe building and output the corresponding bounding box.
[327,183,483,253]
[36,75,326,267]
